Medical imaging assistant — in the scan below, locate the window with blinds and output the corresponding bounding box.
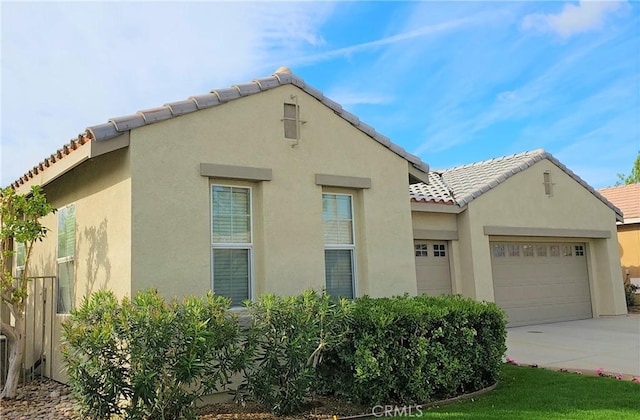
[323,193,355,299]
[57,204,75,314]
[212,185,251,306]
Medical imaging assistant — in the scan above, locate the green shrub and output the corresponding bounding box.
[62,289,243,420]
[241,290,351,415]
[319,294,506,405]
[624,282,638,307]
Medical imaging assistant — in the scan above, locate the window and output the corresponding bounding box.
[550,245,560,257]
[562,245,573,257]
[493,244,505,257]
[543,171,554,196]
[57,204,75,314]
[415,244,428,257]
[508,244,520,257]
[536,245,547,257]
[523,244,534,257]
[283,103,298,140]
[575,245,585,256]
[433,243,446,257]
[15,242,25,279]
[212,185,251,306]
[323,193,355,299]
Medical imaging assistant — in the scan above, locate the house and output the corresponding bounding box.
[6,68,627,383]
[598,183,640,291]
[409,150,627,327]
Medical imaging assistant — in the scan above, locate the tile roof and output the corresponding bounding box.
[598,183,640,222]
[409,171,455,204]
[410,149,623,219]
[10,67,428,189]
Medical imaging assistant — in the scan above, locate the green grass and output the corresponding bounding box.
[419,364,639,419]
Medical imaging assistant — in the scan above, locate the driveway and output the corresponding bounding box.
[506,314,640,376]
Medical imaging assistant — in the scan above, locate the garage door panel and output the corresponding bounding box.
[415,241,452,296]
[491,241,591,327]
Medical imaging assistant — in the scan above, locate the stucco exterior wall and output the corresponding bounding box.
[21,148,132,382]
[617,224,640,280]
[461,159,626,315]
[128,85,417,300]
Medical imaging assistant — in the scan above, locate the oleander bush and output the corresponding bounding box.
[62,289,507,417]
[624,282,638,307]
[241,290,351,415]
[318,294,507,405]
[62,289,244,420]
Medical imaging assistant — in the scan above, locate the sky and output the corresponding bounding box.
[1,0,639,189]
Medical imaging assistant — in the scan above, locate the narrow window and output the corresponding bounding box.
[575,245,585,256]
[323,193,355,299]
[212,185,252,306]
[493,244,505,257]
[433,243,446,257]
[283,103,298,140]
[543,171,554,196]
[550,245,560,257]
[562,245,573,257]
[15,241,25,279]
[57,204,75,314]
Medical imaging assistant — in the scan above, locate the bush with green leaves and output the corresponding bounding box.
[624,282,638,307]
[241,290,351,415]
[319,294,506,405]
[62,289,243,420]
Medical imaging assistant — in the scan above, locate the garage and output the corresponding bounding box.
[490,241,592,327]
[415,240,452,296]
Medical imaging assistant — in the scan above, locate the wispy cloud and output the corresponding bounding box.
[522,0,629,38]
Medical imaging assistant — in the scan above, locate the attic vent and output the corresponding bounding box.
[282,95,306,147]
[543,171,554,196]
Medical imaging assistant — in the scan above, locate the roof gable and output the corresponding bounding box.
[410,149,623,220]
[11,67,428,189]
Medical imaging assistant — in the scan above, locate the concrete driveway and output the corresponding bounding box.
[506,314,640,376]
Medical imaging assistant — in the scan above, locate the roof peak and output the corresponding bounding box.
[443,149,547,173]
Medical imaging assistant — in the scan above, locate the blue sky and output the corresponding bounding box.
[2,1,639,188]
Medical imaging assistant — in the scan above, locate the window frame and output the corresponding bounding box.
[322,192,357,299]
[56,204,75,314]
[211,184,254,307]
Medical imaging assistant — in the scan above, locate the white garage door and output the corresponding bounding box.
[415,240,452,296]
[491,242,592,327]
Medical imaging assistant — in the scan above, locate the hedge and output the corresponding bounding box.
[318,294,507,405]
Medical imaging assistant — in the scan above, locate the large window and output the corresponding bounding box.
[57,204,75,314]
[323,193,355,299]
[211,185,251,306]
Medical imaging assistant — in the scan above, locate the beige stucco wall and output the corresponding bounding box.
[458,159,626,315]
[617,224,640,281]
[128,84,417,300]
[19,147,132,382]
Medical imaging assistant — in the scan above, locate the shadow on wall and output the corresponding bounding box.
[80,219,111,296]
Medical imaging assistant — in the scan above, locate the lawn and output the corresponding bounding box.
[421,364,639,419]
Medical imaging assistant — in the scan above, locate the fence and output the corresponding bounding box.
[0,276,56,388]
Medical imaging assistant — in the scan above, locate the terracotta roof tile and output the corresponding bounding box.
[10,67,430,189]
[598,183,640,221]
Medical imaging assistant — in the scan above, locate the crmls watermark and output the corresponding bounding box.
[371,404,424,418]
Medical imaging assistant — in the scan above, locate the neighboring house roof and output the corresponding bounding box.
[10,67,427,189]
[410,149,623,220]
[598,183,640,223]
